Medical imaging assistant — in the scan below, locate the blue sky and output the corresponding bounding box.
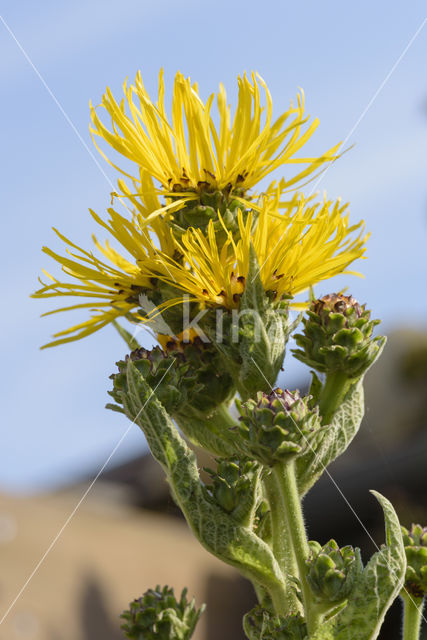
[1,0,426,492]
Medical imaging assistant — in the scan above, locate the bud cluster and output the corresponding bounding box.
[243,606,307,640]
[204,458,260,518]
[109,339,234,416]
[401,524,427,598]
[120,586,204,640]
[235,389,320,466]
[306,539,359,603]
[293,294,385,379]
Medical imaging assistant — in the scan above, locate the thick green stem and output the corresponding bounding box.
[402,594,424,640]
[318,371,353,424]
[209,402,237,428]
[252,582,270,607]
[264,471,302,615]
[274,461,321,634]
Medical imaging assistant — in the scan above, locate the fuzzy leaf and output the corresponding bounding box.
[308,371,323,406]
[296,380,364,496]
[121,360,285,594]
[112,320,141,351]
[239,245,269,316]
[175,409,237,458]
[237,246,290,397]
[311,492,406,640]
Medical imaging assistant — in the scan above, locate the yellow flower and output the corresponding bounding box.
[34,71,364,348]
[90,70,340,213]
[32,173,176,348]
[143,194,367,311]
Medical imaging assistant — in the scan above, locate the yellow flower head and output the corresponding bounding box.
[34,71,366,349]
[33,186,366,347]
[32,173,176,348]
[144,193,368,311]
[90,70,340,209]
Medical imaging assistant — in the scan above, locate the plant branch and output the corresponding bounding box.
[274,461,322,634]
[402,594,424,640]
[318,371,353,425]
[264,470,302,616]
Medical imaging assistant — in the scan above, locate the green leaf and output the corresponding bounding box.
[112,320,141,351]
[308,371,323,406]
[296,380,364,496]
[175,407,237,458]
[237,246,290,398]
[311,492,406,640]
[105,402,125,414]
[240,244,269,315]
[121,360,286,595]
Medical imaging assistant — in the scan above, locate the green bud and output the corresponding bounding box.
[120,585,204,640]
[168,189,245,240]
[204,458,261,524]
[235,389,321,466]
[306,539,360,603]
[243,605,307,640]
[292,294,385,379]
[401,524,427,598]
[108,339,234,417]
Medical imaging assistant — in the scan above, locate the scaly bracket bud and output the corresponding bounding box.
[204,458,261,525]
[243,605,307,640]
[293,293,385,379]
[235,389,321,466]
[401,524,427,599]
[120,585,204,640]
[109,340,234,418]
[306,539,360,604]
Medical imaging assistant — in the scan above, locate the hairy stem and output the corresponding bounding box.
[264,471,302,615]
[210,402,237,428]
[274,461,322,633]
[402,594,424,640]
[318,371,352,424]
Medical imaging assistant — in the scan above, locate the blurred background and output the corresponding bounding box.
[1,0,426,638]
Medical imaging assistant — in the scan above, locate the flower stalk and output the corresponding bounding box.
[317,371,353,425]
[402,594,424,640]
[273,462,323,634]
[263,470,301,615]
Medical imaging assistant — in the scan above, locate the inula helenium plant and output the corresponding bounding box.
[33,70,426,640]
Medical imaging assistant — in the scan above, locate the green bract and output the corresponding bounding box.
[292,294,385,379]
[235,389,321,466]
[201,247,294,401]
[168,189,246,239]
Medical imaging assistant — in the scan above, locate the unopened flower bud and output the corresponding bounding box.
[109,339,234,417]
[120,586,204,640]
[306,539,359,603]
[293,293,385,379]
[204,458,260,521]
[235,389,320,466]
[401,524,427,598]
[243,605,307,640]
